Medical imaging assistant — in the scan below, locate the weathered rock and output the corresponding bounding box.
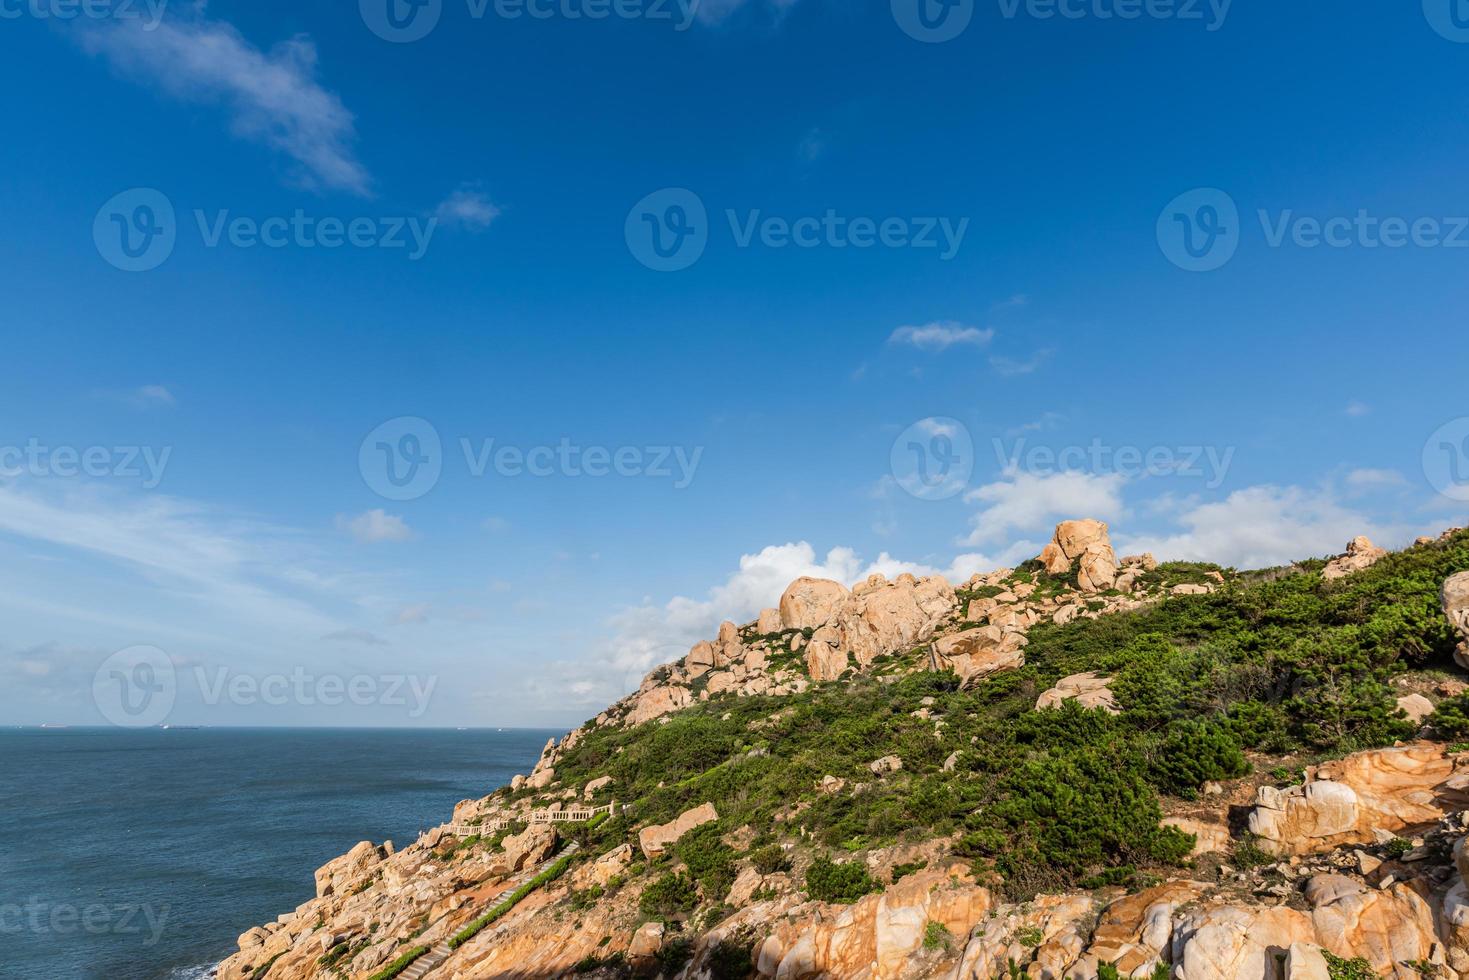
[1085,880,1209,976]
[1397,693,1435,725]
[1170,905,1315,980]
[626,684,693,726]
[953,890,1093,979]
[314,841,387,898]
[757,607,783,635]
[931,627,1025,687]
[638,802,718,859]
[628,921,664,974]
[779,577,850,631]
[1163,817,1232,857]
[489,824,558,876]
[1283,941,1332,980]
[1446,571,1469,669]
[584,775,613,798]
[869,755,902,776]
[804,638,849,682]
[1246,744,1468,855]
[1322,536,1389,581]
[1037,519,1120,592]
[1035,672,1119,714]
[801,575,956,681]
[1303,874,1437,973]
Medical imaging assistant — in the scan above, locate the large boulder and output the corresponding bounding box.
[1303,874,1438,973]
[779,577,850,630]
[1036,519,1119,592]
[932,627,1025,687]
[638,802,718,859]
[1035,672,1119,714]
[799,574,956,682]
[1322,536,1389,581]
[1445,571,1469,669]
[1170,905,1315,980]
[489,824,558,876]
[626,684,693,726]
[313,840,389,898]
[1246,744,1469,855]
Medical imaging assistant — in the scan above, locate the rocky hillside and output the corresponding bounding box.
[216,521,1469,980]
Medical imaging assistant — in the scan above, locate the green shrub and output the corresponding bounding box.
[1150,721,1249,797]
[675,824,738,900]
[805,856,877,904]
[922,920,951,950]
[750,843,791,875]
[1431,693,1469,738]
[639,872,699,918]
[366,946,428,980]
[1322,950,1377,979]
[707,935,754,980]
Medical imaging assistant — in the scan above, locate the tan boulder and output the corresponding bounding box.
[1035,672,1119,714]
[1322,536,1389,581]
[953,891,1093,979]
[1162,817,1232,857]
[628,921,664,974]
[1283,942,1332,980]
[868,755,902,776]
[932,627,1025,687]
[1035,519,1119,592]
[313,840,388,898]
[803,633,849,682]
[638,802,718,859]
[779,577,850,630]
[1085,880,1210,976]
[574,843,632,889]
[800,575,957,681]
[1054,518,1112,560]
[1038,541,1071,576]
[626,684,692,726]
[757,607,783,634]
[488,824,558,876]
[1170,905,1315,980]
[1397,693,1435,724]
[1246,744,1468,855]
[1445,571,1469,669]
[1303,874,1437,973]
[583,775,613,798]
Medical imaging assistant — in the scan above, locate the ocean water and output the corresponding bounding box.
[0,727,558,980]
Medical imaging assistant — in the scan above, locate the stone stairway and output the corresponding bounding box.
[400,842,581,979]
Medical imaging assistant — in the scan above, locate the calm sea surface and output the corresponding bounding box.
[0,727,557,980]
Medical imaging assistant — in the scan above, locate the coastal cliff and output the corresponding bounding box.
[218,521,1469,980]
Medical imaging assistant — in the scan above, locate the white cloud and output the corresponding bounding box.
[131,384,175,407]
[395,603,430,624]
[990,347,1055,376]
[321,627,386,646]
[434,187,501,230]
[1345,468,1407,491]
[78,12,369,195]
[1345,401,1372,417]
[961,467,1127,547]
[337,509,413,544]
[1115,485,1409,569]
[888,321,994,352]
[481,516,510,533]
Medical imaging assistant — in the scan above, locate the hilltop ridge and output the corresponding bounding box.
[216,520,1469,980]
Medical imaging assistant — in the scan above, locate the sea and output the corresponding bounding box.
[0,727,559,980]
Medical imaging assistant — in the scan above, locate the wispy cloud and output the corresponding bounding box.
[321,627,387,646]
[1345,400,1372,418]
[434,187,501,231]
[888,321,994,352]
[337,509,413,544]
[990,347,1055,376]
[77,10,369,195]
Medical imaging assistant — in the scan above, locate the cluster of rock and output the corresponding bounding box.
[1447,570,1469,670]
[1323,535,1390,581]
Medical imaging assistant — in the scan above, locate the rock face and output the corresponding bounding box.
[931,626,1025,687]
[802,573,956,681]
[1302,874,1437,974]
[1170,905,1315,980]
[1246,744,1469,855]
[314,840,390,898]
[779,577,851,630]
[626,682,693,726]
[1035,672,1119,714]
[1036,518,1119,592]
[638,802,718,859]
[1446,571,1469,669]
[1322,535,1389,580]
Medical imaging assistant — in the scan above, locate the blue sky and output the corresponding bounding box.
[2,0,1467,727]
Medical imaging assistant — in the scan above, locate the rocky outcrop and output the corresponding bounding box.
[1446,570,1469,669]
[1035,671,1119,714]
[1247,744,1469,855]
[1170,905,1315,980]
[638,802,718,859]
[779,576,850,630]
[931,626,1025,687]
[314,840,391,898]
[1037,518,1120,592]
[1302,874,1438,974]
[802,573,956,681]
[625,682,693,726]
[1322,535,1389,581]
